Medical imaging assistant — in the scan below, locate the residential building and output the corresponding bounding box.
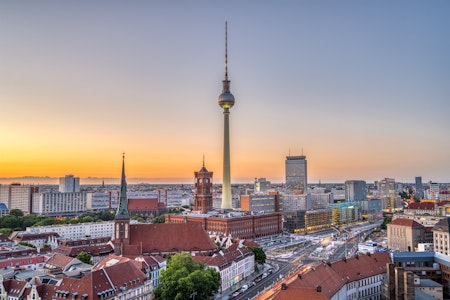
[193,243,255,292]
[0,183,38,214]
[285,155,307,193]
[24,221,115,239]
[32,191,88,216]
[132,255,166,288]
[260,253,390,300]
[427,181,440,200]
[432,217,450,256]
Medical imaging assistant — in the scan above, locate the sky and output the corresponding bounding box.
[1,1,449,185]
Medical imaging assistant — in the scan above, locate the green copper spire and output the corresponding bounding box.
[115,153,130,219]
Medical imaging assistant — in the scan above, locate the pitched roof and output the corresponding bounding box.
[45,253,75,269]
[54,244,113,257]
[408,202,435,210]
[193,245,253,271]
[389,218,424,228]
[127,223,218,255]
[289,253,390,298]
[432,217,450,233]
[54,256,148,300]
[128,198,159,210]
[271,287,328,300]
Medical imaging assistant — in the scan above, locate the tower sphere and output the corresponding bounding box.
[218,91,235,109]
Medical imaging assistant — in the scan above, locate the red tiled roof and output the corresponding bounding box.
[289,253,390,298]
[408,202,435,210]
[272,287,328,300]
[45,253,75,269]
[128,198,159,210]
[127,223,218,255]
[53,256,148,300]
[437,200,450,207]
[54,244,113,257]
[389,218,424,228]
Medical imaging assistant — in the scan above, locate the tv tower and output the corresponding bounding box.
[218,22,235,210]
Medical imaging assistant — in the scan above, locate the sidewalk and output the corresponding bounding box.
[216,263,274,300]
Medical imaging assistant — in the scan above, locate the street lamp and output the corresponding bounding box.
[190,291,197,300]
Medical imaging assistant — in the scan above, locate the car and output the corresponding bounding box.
[262,273,268,279]
[241,284,248,292]
[231,291,240,297]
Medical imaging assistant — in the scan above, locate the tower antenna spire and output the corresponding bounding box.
[225,21,228,80]
[203,154,205,168]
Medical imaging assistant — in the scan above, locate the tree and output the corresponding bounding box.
[154,252,220,300]
[249,246,266,265]
[152,215,165,224]
[76,252,92,265]
[9,209,24,217]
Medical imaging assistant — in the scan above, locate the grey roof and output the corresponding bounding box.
[392,251,435,263]
[415,287,439,300]
[416,278,442,288]
[431,217,450,232]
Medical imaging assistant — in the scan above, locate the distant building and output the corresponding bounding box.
[285,155,307,193]
[427,181,440,200]
[283,209,332,233]
[32,192,88,216]
[345,180,366,202]
[309,192,333,210]
[329,202,361,225]
[193,162,213,213]
[0,183,39,214]
[240,193,277,213]
[166,211,283,240]
[59,174,80,193]
[415,176,424,199]
[254,178,271,193]
[280,192,309,211]
[128,198,166,218]
[24,221,115,239]
[361,199,383,220]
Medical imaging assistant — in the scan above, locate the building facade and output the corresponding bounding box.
[32,192,88,216]
[59,175,80,193]
[285,155,307,193]
[345,180,366,202]
[0,183,38,214]
[387,218,429,252]
[193,163,213,213]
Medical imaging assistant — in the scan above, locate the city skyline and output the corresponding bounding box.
[1,1,449,184]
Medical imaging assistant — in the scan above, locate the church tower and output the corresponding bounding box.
[113,154,130,255]
[194,159,213,213]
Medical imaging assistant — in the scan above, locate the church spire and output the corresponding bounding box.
[115,153,130,220]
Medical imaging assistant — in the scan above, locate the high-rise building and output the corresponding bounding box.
[218,22,235,210]
[193,161,213,213]
[415,176,423,199]
[345,180,367,202]
[0,183,38,214]
[59,175,80,193]
[285,155,307,193]
[254,178,271,193]
[428,181,440,200]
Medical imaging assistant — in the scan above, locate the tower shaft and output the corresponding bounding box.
[221,109,232,209]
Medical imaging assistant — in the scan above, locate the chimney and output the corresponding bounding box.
[404,271,415,300]
[298,274,302,279]
[395,267,405,300]
[281,283,287,290]
[316,285,322,293]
